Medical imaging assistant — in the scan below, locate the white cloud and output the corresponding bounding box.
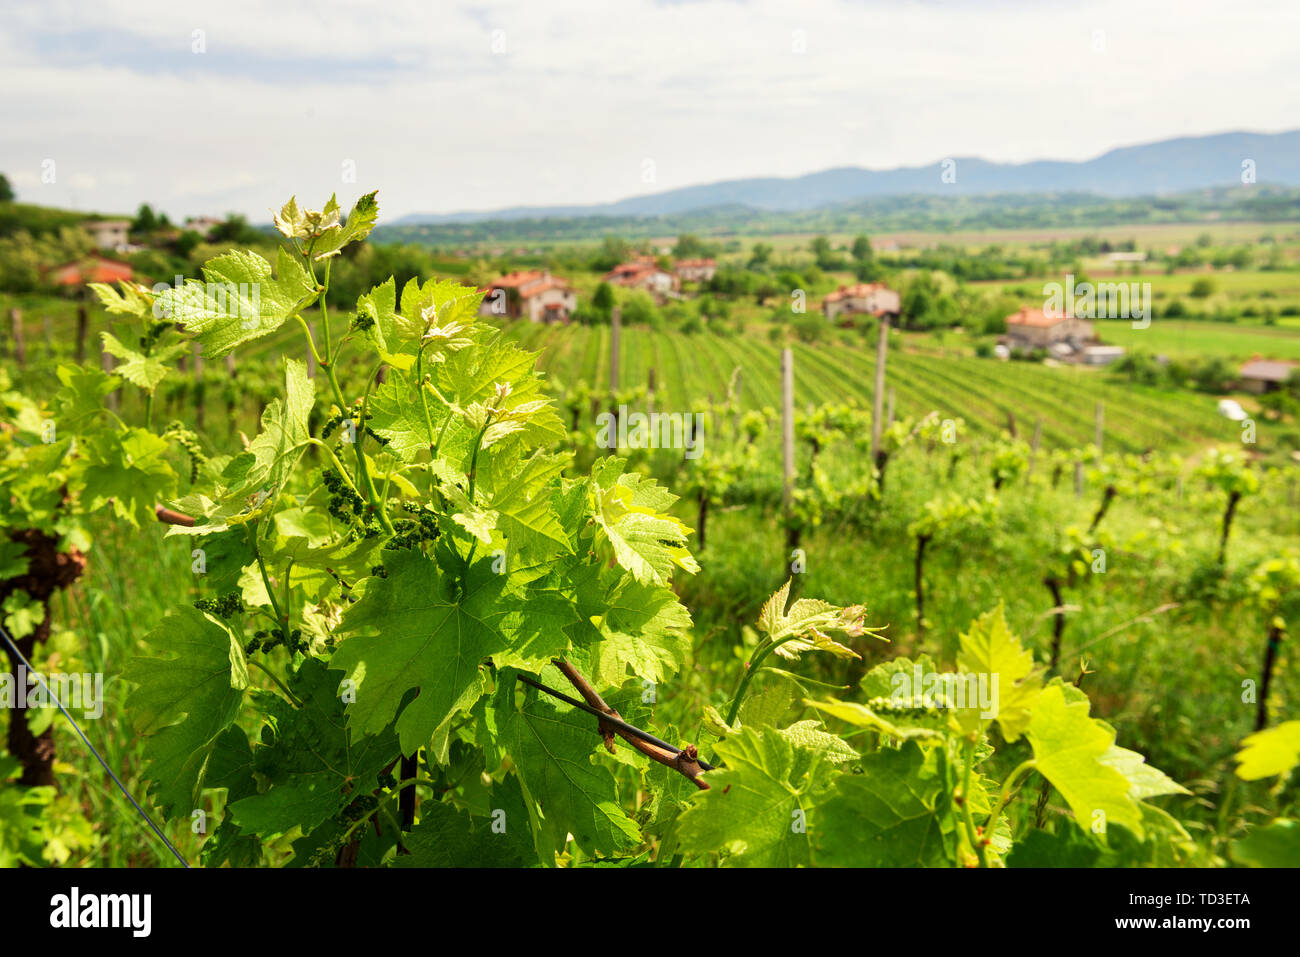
[1,0,1297,218]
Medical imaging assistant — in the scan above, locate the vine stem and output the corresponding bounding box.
[306,438,362,495]
[248,660,302,708]
[984,759,1037,834]
[245,522,285,626]
[297,255,395,537]
[723,631,808,729]
[960,736,990,868]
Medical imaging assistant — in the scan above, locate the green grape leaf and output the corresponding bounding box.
[2,591,45,640]
[1098,745,1189,800]
[306,191,379,262]
[0,540,30,581]
[156,248,315,357]
[229,659,398,836]
[590,458,699,586]
[53,364,121,432]
[397,276,485,347]
[1026,683,1145,840]
[502,679,641,858]
[98,332,185,394]
[814,740,959,866]
[243,358,315,496]
[366,370,449,460]
[395,798,533,868]
[1231,818,1300,867]
[332,548,576,754]
[78,427,177,529]
[758,578,869,661]
[776,720,858,765]
[229,773,342,836]
[1234,720,1300,780]
[860,654,939,699]
[123,606,248,816]
[478,448,572,557]
[955,603,1042,741]
[583,571,694,685]
[676,726,832,867]
[88,280,154,317]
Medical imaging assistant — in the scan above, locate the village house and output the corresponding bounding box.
[1003,307,1094,352]
[82,219,132,252]
[1239,357,1298,394]
[183,216,224,238]
[48,256,135,287]
[604,256,679,297]
[674,258,717,283]
[478,270,576,322]
[821,282,901,325]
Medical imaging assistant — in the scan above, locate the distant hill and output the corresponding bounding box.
[395,130,1300,225]
[374,186,1300,247]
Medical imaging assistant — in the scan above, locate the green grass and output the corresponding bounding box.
[1096,318,1300,360]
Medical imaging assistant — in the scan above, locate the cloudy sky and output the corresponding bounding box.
[3,0,1298,221]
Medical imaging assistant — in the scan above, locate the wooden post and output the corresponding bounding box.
[647,367,656,414]
[193,341,205,431]
[1095,401,1104,454]
[609,307,621,393]
[781,347,795,516]
[870,316,888,462]
[76,305,88,363]
[102,348,118,412]
[225,354,237,377]
[10,309,25,367]
[731,368,743,436]
[1074,460,1084,497]
[1028,418,1042,477]
[608,307,622,449]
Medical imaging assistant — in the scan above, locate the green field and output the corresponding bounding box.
[1096,317,1300,360]
[504,321,1272,454]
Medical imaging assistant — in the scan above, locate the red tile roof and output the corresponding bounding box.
[824,282,891,303]
[486,270,571,298]
[1006,307,1074,328]
[48,257,135,286]
[604,260,668,285]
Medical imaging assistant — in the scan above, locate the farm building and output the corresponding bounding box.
[82,219,131,252]
[674,258,717,283]
[1003,307,1093,350]
[48,256,135,287]
[604,257,679,297]
[478,270,576,323]
[821,282,901,325]
[1083,345,1126,366]
[183,216,224,238]
[1239,358,1298,394]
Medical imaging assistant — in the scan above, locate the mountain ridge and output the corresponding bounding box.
[397,129,1300,225]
